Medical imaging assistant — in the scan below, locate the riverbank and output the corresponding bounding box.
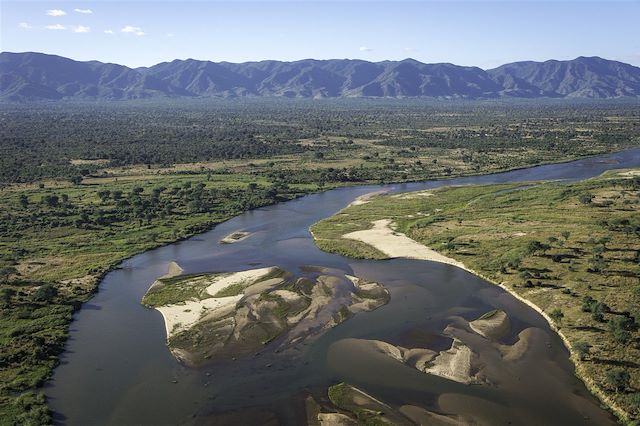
[310,168,640,423]
[3,149,639,424]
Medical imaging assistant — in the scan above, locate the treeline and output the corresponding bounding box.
[1,100,638,184]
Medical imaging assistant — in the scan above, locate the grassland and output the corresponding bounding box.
[311,169,640,422]
[1,100,639,424]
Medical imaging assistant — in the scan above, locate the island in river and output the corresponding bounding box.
[142,265,390,366]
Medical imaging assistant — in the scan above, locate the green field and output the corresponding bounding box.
[311,169,640,422]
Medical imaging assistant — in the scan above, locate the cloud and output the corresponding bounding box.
[46,9,66,16]
[104,29,114,34]
[18,22,32,29]
[74,8,93,14]
[121,25,145,36]
[359,46,373,52]
[45,24,66,30]
[403,47,417,52]
[73,26,91,33]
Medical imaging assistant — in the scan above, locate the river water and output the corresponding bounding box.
[46,149,640,425]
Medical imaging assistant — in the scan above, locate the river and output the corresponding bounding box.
[46,149,640,425]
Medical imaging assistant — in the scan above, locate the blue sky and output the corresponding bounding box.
[1,1,639,68]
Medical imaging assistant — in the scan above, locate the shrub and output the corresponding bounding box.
[550,309,564,325]
[573,341,590,360]
[605,368,630,393]
[33,284,57,302]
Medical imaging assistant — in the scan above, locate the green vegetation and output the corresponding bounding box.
[0,175,313,424]
[326,383,392,425]
[2,100,638,185]
[477,309,499,320]
[1,100,639,423]
[327,382,349,408]
[142,274,212,307]
[312,169,640,422]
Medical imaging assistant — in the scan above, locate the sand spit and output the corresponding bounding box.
[220,230,252,244]
[348,190,387,207]
[392,190,435,200]
[144,261,184,295]
[399,405,470,426]
[469,310,511,340]
[343,219,467,270]
[424,339,477,384]
[317,413,358,425]
[498,328,536,362]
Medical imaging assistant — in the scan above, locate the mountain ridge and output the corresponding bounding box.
[2,51,639,101]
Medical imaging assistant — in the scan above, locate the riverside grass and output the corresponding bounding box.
[311,169,640,423]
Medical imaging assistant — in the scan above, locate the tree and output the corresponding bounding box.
[549,309,564,325]
[70,175,83,185]
[527,240,550,255]
[0,266,17,281]
[561,230,571,241]
[19,194,29,208]
[608,316,633,344]
[579,193,593,205]
[97,190,111,202]
[605,368,630,393]
[573,341,590,360]
[1,288,16,307]
[43,194,59,208]
[33,284,57,302]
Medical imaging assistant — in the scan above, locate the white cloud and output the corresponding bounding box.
[104,29,114,34]
[46,9,66,16]
[74,8,93,14]
[45,24,66,30]
[73,26,91,33]
[18,22,32,29]
[121,25,145,36]
[359,46,373,52]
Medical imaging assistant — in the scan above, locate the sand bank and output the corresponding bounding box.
[220,230,252,244]
[151,267,277,338]
[343,219,467,270]
[469,310,511,340]
[348,190,387,207]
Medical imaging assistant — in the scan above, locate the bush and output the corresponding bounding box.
[33,284,57,302]
[550,309,564,325]
[573,341,590,360]
[627,393,640,415]
[605,368,630,393]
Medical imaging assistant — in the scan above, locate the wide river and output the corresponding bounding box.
[46,149,640,425]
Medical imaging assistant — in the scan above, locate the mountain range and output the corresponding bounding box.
[2,52,640,101]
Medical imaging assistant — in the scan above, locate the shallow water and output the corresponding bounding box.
[46,149,640,425]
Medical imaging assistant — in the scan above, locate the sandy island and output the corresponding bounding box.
[143,265,390,365]
[159,267,276,338]
[220,230,252,244]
